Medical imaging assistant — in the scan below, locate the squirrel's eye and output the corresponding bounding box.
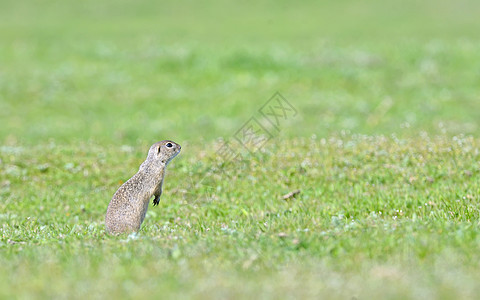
[166,142,173,148]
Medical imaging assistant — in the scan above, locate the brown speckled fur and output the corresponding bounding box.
[105,140,181,235]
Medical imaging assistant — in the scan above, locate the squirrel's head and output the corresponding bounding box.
[146,140,181,166]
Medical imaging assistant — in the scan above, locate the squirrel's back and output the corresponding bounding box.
[105,172,151,234]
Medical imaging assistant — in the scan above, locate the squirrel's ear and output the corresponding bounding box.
[157,146,161,154]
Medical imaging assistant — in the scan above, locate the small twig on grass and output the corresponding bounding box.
[282,189,301,201]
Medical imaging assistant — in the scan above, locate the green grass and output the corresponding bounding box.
[1,0,480,299]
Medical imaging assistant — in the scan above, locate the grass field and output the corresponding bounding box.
[2,0,480,299]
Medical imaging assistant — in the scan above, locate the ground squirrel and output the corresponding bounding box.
[105,140,181,235]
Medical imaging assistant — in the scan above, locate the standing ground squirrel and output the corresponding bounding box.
[105,140,181,235]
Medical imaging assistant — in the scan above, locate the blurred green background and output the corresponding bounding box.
[1,0,480,146]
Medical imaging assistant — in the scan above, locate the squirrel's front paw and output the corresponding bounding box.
[153,195,160,206]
